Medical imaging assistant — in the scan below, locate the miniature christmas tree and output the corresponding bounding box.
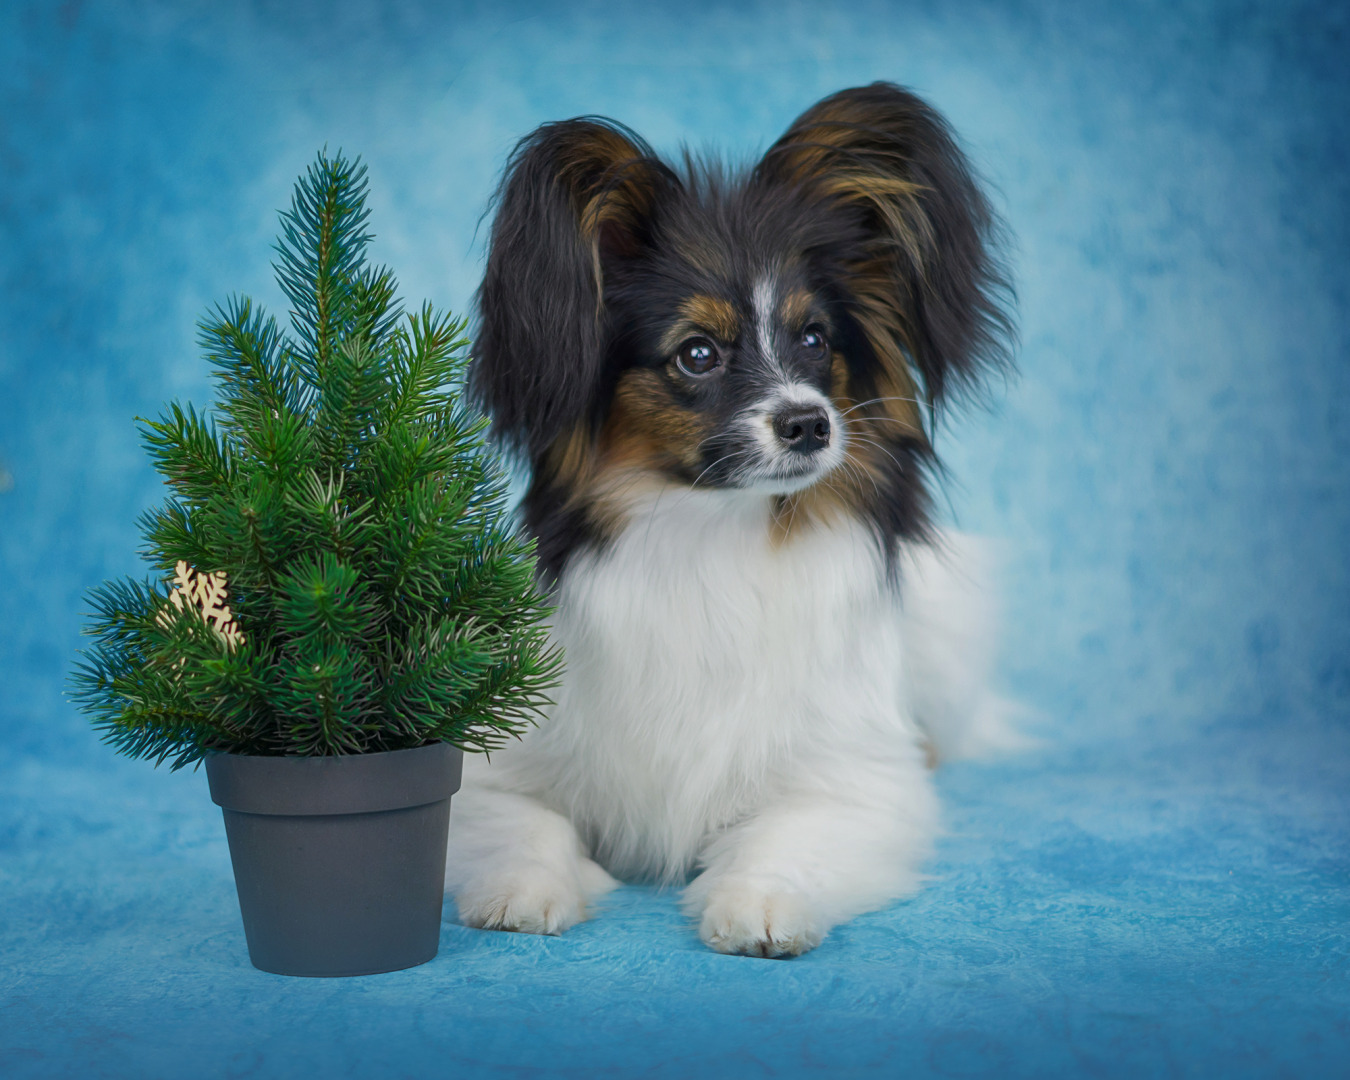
[72,151,559,768]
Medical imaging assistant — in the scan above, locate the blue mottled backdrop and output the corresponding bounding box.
[2,1,1347,1076]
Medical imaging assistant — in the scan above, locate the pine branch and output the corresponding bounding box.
[200,296,297,436]
[387,306,472,427]
[139,403,235,506]
[282,469,376,563]
[274,152,373,385]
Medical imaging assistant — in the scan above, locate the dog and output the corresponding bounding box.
[445,83,1018,958]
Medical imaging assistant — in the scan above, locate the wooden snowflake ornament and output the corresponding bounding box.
[158,560,245,650]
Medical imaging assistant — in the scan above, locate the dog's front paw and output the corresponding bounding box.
[456,858,612,936]
[696,879,824,958]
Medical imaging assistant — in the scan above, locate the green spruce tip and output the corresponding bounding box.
[70,150,562,769]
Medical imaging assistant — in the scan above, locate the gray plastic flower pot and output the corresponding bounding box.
[205,742,463,977]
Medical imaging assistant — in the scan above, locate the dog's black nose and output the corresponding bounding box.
[773,406,831,454]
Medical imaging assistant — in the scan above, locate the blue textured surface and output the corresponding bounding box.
[2,1,1348,1076]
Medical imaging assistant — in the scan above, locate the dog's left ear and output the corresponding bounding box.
[754,83,1014,414]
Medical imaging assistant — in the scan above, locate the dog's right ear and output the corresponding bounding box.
[471,118,675,460]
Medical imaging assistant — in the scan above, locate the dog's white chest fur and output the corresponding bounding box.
[478,488,923,881]
[449,493,1009,950]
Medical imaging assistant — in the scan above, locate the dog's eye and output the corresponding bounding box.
[675,337,721,376]
[800,325,829,359]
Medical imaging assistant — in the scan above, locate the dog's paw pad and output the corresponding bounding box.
[456,863,587,936]
[698,884,824,958]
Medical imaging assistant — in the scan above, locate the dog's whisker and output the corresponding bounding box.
[690,448,754,490]
[848,437,910,477]
[840,456,882,501]
[840,416,925,429]
[837,395,933,418]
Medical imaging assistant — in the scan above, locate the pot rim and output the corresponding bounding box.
[205,741,464,816]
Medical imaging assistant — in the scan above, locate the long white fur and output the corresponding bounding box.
[445,483,1015,956]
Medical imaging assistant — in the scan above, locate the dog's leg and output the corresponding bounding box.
[683,766,937,958]
[446,784,617,935]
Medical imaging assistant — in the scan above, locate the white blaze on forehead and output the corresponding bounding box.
[752,275,778,371]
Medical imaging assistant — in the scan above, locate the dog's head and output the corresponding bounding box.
[472,83,1014,577]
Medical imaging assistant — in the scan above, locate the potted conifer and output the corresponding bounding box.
[71,152,559,978]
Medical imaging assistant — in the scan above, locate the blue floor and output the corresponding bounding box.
[2,1,1348,1076]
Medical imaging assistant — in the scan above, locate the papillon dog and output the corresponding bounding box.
[445,83,1019,957]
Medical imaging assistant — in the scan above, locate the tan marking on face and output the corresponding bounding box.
[780,288,816,330]
[827,351,853,402]
[539,370,713,542]
[660,295,741,355]
[605,369,708,470]
[683,295,740,341]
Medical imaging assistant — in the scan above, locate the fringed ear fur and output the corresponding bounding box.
[471,118,676,460]
[754,83,1015,427]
